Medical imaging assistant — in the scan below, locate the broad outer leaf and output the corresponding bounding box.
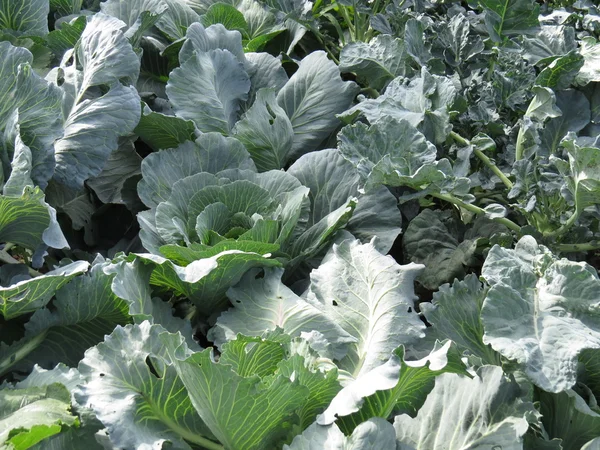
[233,88,294,171]
[164,332,308,450]
[76,322,213,450]
[134,105,196,151]
[394,366,533,449]
[287,148,402,254]
[135,245,281,315]
[0,383,77,449]
[210,268,356,359]
[318,342,460,426]
[539,389,600,450]
[276,51,359,158]
[138,133,255,209]
[0,261,88,320]
[179,22,246,64]
[284,418,397,450]
[337,117,442,193]
[420,275,501,365]
[339,35,410,91]
[481,236,600,392]
[341,68,456,144]
[475,0,540,42]
[0,0,50,36]
[306,239,425,378]
[565,142,600,215]
[0,43,63,188]
[2,259,131,374]
[167,49,250,134]
[402,209,477,291]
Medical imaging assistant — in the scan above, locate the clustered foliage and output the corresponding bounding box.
[2,0,600,448]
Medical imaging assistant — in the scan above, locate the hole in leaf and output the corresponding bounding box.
[407,307,412,313]
[332,300,338,306]
[145,356,162,379]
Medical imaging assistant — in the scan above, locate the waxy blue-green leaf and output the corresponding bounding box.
[245,52,288,105]
[180,22,246,64]
[46,15,86,59]
[53,13,141,190]
[135,244,281,314]
[319,342,465,431]
[77,321,214,450]
[233,88,294,171]
[276,51,359,158]
[0,383,77,449]
[538,389,600,450]
[394,366,533,449]
[337,117,452,193]
[0,43,63,188]
[0,187,67,251]
[421,275,501,365]
[138,133,255,209]
[0,258,131,375]
[473,0,539,42]
[164,331,308,450]
[288,148,402,254]
[0,260,88,320]
[210,268,355,358]
[306,239,425,378]
[0,0,50,36]
[86,138,142,204]
[167,49,250,134]
[576,37,600,86]
[481,236,600,392]
[339,35,410,91]
[340,68,456,144]
[285,418,397,450]
[563,141,600,215]
[100,0,201,41]
[535,51,584,90]
[134,105,196,151]
[403,209,478,291]
[522,25,577,65]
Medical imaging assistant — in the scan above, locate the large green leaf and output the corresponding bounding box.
[0,0,49,36]
[340,67,456,145]
[135,242,281,314]
[287,148,402,254]
[473,0,539,42]
[77,322,214,450]
[0,383,77,449]
[481,236,600,392]
[233,88,294,171]
[210,268,355,358]
[306,239,425,378]
[421,275,501,365]
[138,133,255,209]
[0,43,63,188]
[167,49,250,134]
[285,418,397,450]
[0,260,88,320]
[276,51,359,158]
[164,332,309,450]
[339,35,410,91]
[402,209,478,290]
[564,141,600,215]
[337,117,445,193]
[539,389,600,450]
[179,22,246,64]
[319,342,466,433]
[134,105,196,152]
[52,13,141,190]
[0,259,131,375]
[394,366,533,449]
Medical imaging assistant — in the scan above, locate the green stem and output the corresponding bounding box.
[337,4,355,39]
[0,249,42,277]
[543,211,579,239]
[194,438,225,450]
[555,242,600,253]
[449,131,513,190]
[431,192,522,233]
[360,87,380,98]
[515,125,526,162]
